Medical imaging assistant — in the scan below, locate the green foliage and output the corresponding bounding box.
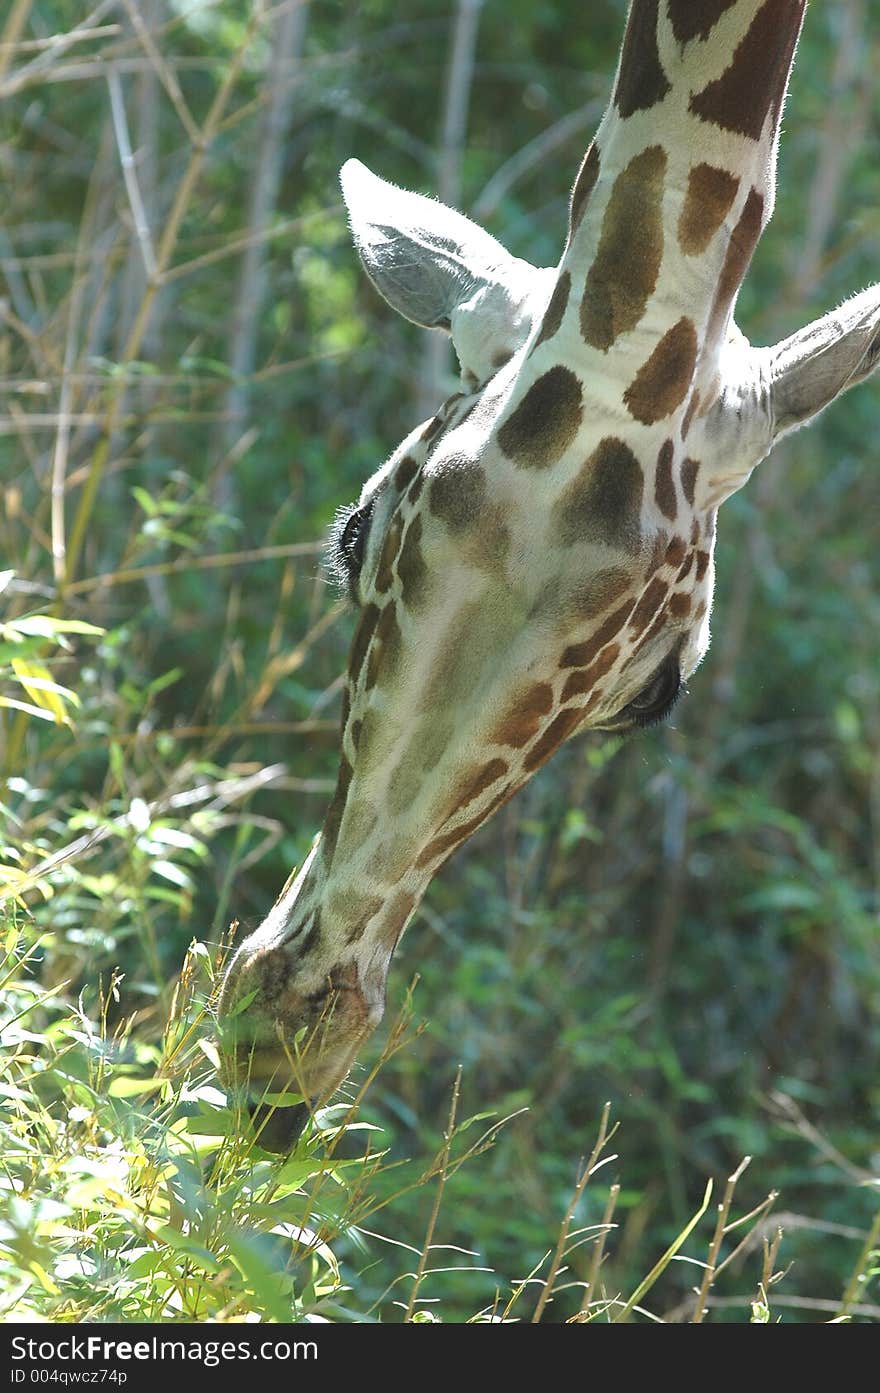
[1,0,878,1321]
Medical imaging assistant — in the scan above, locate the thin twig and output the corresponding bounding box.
[63,540,327,597]
[691,1155,751,1322]
[751,1227,785,1322]
[0,0,118,99]
[578,1182,619,1318]
[0,0,34,89]
[533,1101,615,1322]
[48,121,108,587]
[64,7,270,588]
[416,0,484,417]
[161,210,330,285]
[214,0,309,508]
[838,1206,880,1320]
[471,104,602,222]
[614,1179,714,1323]
[0,763,294,905]
[107,68,157,279]
[120,0,199,144]
[768,1091,876,1186]
[404,1068,462,1321]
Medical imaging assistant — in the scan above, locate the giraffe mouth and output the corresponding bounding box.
[219,952,383,1149]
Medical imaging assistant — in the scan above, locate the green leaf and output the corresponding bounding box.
[150,860,194,890]
[10,616,104,639]
[107,1077,166,1097]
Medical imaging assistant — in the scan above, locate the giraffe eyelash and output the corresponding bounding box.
[620,661,684,731]
[628,680,685,730]
[326,498,374,598]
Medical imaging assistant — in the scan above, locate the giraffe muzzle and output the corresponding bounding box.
[218,946,383,1147]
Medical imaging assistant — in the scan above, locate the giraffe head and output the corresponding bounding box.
[219,0,880,1146]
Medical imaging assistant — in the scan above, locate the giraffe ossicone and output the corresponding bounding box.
[219,0,880,1150]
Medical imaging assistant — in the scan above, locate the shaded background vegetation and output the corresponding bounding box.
[1,0,878,1321]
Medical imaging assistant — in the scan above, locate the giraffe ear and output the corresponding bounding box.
[703,288,880,506]
[761,285,880,442]
[340,159,552,384]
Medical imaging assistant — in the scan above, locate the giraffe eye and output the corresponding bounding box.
[620,659,683,729]
[328,498,375,596]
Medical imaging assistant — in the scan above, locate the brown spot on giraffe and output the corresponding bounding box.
[553,436,644,552]
[664,536,687,571]
[561,599,634,670]
[706,188,764,348]
[564,566,632,624]
[568,143,600,241]
[624,317,698,425]
[580,145,666,352]
[344,895,385,946]
[690,0,806,139]
[416,785,512,869]
[654,439,677,521]
[669,591,692,620]
[374,512,403,594]
[668,0,737,44]
[648,528,671,573]
[633,603,671,652]
[461,505,511,577]
[321,755,354,866]
[397,515,428,610]
[491,682,554,749]
[675,551,695,583]
[456,758,509,811]
[395,455,419,493]
[681,389,701,440]
[614,0,671,118]
[678,164,740,256]
[498,365,583,469]
[348,603,380,686]
[365,602,402,691]
[421,413,445,448]
[428,457,487,533]
[532,271,571,353]
[523,707,585,774]
[680,457,699,506]
[560,642,621,701]
[695,550,711,582]
[630,576,668,636]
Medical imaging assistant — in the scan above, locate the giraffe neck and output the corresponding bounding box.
[556,0,806,411]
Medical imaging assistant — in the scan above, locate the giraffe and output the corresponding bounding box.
[219,0,880,1148]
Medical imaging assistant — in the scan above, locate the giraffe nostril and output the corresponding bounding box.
[248,1099,310,1154]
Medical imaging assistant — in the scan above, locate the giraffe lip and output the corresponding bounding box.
[218,933,388,1130]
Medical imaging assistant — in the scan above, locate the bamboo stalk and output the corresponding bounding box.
[415,0,484,419]
[64,8,270,590]
[214,1,310,508]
